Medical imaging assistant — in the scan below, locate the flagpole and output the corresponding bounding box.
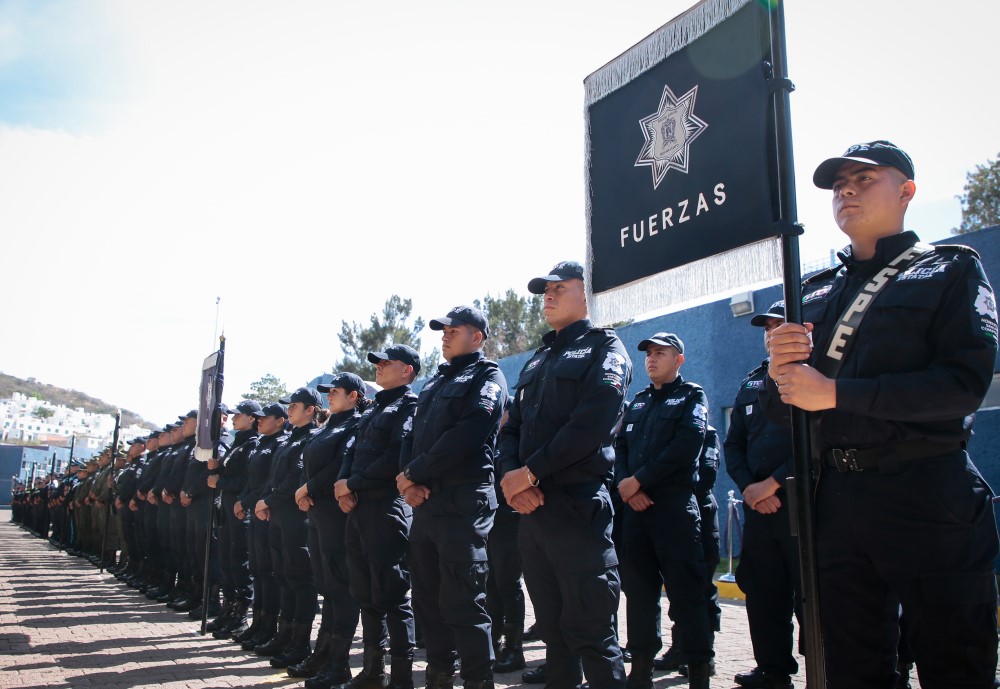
[200,335,225,635]
[766,1,826,686]
[100,411,122,574]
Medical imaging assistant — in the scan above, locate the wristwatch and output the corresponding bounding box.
[527,468,539,487]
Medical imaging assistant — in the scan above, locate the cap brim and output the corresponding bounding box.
[367,352,388,364]
[428,317,453,330]
[637,337,676,351]
[750,312,785,327]
[813,155,887,189]
[527,274,563,294]
[277,397,292,405]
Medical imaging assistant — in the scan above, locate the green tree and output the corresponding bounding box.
[953,152,1000,234]
[35,406,54,420]
[243,373,289,405]
[474,289,549,360]
[332,295,440,379]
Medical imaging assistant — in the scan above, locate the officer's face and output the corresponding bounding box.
[831,162,914,240]
[327,387,357,414]
[644,344,683,386]
[287,402,314,428]
[232,413,255,432]
[375,358,413,390]
[441,324,481,362]
[182,417,197,437]
[543,279,588,332]
[258,415,285,435]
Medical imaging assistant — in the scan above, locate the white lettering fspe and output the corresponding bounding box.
[826,245,923,361]
[619,183,726,248]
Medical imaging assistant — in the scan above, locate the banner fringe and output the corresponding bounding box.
[588,238,783,326]
[583,0,751,107]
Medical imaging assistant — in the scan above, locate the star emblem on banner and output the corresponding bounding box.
[634,84,708,190]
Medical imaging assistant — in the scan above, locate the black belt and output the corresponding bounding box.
[821,440,963,473]
[426,474,492,491]
[354,487,398,501]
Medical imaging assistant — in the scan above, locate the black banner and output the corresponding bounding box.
[587,1,773,294]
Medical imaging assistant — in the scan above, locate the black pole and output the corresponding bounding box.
[100,411,122,574]
[200,335,225,635]
[69,435,76,470]
[767,1,826,686]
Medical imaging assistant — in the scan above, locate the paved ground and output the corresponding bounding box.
[0,510,874,689]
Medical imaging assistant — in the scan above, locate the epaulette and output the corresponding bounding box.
[932,243,981,259]
[802,264,841,286]
[678,380,704,393]
[744,362,768,381]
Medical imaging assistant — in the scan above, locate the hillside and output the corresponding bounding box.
[0,372,155,430]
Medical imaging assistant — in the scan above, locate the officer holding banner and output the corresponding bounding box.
[764,140,999,689]
[499,261,632,689]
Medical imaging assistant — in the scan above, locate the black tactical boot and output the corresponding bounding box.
[494,624,525,673]
[654,626,684,672]
[288,629,334,677]
[345,645,388,689]
[387,656,414,689]
[232,605,262,644]
[686,662,713,689]
[206,599,235,632]
[255,618,294,656]
[271,621,313,669]
[243,613,277,651]
[216,602,250,640]
[305,635,355,689]
[462,681,494,689]
[626,654,655,689]
[425,662,457,689]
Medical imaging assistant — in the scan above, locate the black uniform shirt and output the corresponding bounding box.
[340,385,418,493]
[262,422,316,512]
[303,409,361,501]
[498,319,632,484]
[726,362,794,492]
[238,429,288,514]
[761,231,998,449]
[400,350,508,484]
[216,429,260,495]
[614,375,707,496]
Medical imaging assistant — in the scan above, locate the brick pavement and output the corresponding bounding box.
[0,509,907,689]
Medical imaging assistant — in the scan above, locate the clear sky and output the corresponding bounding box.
[1,0,998,426]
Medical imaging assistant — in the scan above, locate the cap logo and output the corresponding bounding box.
[635,83,709,189]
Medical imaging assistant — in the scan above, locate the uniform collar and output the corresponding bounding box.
[543,319,592,349]
[836,230,920,272]
[438,351,484,377]
[375,384,411,407]
[326,409,356,427]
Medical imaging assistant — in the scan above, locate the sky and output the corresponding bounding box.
[1,0,998,427]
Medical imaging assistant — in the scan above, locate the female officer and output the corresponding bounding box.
[289,373,371,688]
[236,403,289,651]
[254,387,325,670]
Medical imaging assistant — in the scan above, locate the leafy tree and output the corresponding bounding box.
[953,152,1000,234]
[35,406,54,420]
[474,290,550,360]
[243,373,289,405]
[332,295,440,379]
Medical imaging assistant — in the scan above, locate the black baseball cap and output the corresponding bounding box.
[367,344,421,374]
[128,437,147,445]
[279,387,323,408]
[637,332,685,354]
[813,140,915,189]
[528,260,585,295]
[253,402,289,419]
[178,409,198,421]
[429,305,490,338]
[318,372,367,396]
[750,300,786,327]
[148,430,161,439]
[230,400,263,416]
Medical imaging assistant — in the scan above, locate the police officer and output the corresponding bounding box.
[237,402,289,651]
[292,373,368,687]
[498,260,632,689]
[114,438,144,581]
[166,412,199,611]
[398,306,508,689]
[335,344,421,689]
[724,302,801,689]
[207,400,261,639]
[764,140,999,688]
[614,332,714,689]
[254,387,323,669]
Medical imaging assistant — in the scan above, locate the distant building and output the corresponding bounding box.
[0,392,146,449]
